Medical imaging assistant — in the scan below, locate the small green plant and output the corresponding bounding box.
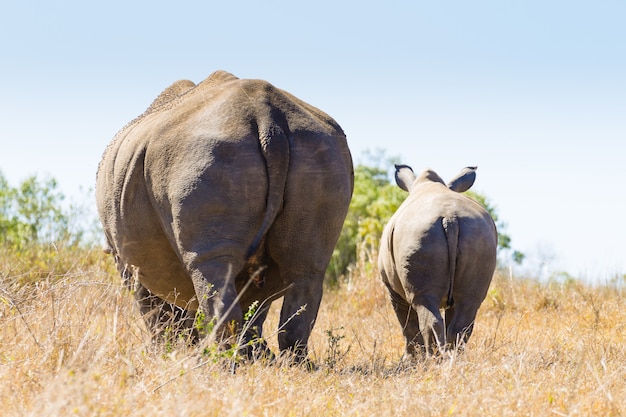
[194,311,217,339]
[194,299,268,368]
[244,300,259,323]
[324,327,350,371]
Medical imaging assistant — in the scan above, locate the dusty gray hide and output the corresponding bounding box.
[96,70,354,363]
[378,164,496,359]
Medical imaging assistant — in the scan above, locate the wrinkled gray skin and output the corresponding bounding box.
[378,164,496,359]
[96,70,354,362]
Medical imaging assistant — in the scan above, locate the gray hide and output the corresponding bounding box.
[378,164,496,359]
[96,70,354,362]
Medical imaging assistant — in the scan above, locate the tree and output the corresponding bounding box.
[0,171,80,249]
[326,163,406,283]
[0,171,103,282]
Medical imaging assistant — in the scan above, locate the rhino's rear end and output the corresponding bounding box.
[96,71,354,356]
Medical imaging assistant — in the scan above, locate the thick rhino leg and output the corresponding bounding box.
[106,235,198,343]
[444,299,482,348]
[238,303,275,361]
[184,255,245,344]
[444,253,496,349]
[391,278,447,357]
[233,256,292,362]
[413,298,446,356]
[277,278,324,362]
[159,145,269,346]
[133,280,198,344]
[265,141,352,363]
[382,281,424,359]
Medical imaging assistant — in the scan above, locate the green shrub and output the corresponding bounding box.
[0,171,104,283]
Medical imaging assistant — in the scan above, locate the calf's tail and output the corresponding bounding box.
[442,216,459,307]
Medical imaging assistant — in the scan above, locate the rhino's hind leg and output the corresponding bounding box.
[445,300,481,350]
[237,304,276,363]
[383,283,425,360]
[133,282,198,345]
[276,278,324,365]
[413,300,446,357]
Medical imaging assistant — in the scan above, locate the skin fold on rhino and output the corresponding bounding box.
[378,164,497,360]
[96,70,354,363]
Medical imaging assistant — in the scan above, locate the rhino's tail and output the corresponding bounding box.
[245,121,290,259]
[442,216,459,307]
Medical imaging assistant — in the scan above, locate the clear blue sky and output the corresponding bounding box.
[1,1,625,282]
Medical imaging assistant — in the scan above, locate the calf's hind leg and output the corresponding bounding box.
[383,283,425,360]
[412,296,446,356]
[445,299,482,349]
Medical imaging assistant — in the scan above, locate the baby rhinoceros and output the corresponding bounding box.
[378,164,497,360]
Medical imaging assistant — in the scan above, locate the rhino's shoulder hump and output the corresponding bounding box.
[144,79,197,115]
[202,70,240,85]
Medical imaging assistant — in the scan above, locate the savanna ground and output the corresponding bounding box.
[1,245,625,417]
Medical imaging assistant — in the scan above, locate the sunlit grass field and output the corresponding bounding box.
[1,246,625,416]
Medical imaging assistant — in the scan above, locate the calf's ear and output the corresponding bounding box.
[447,166,477,192]
[394,164,416,192]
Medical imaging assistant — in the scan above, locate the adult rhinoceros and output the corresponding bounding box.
[378,164,496,359]
[96,70,354,362]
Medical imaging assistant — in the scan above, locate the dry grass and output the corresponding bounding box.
[1,249,625,416]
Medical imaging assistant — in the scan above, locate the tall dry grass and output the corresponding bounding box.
[1,247,625,416]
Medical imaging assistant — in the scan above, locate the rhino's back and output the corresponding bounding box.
[396,184,495,249]
[382,183,496,279]
[97,69,346,223]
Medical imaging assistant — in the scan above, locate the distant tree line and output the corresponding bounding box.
[0,156,521,284]
[0,171,100,281]
[0,172,78,249]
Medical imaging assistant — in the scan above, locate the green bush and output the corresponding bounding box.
[326,164,406,284]
[0,171,103,282]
